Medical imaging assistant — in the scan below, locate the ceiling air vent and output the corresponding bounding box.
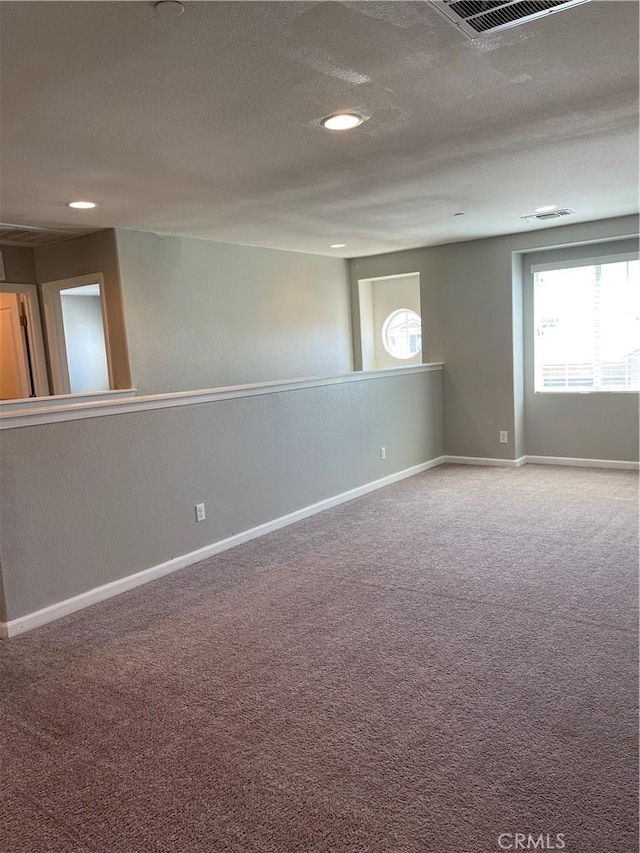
[521,208,575,222]
[0,224,92,247]
[428,0,590,39]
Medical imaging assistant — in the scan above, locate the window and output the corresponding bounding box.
[533,256,639,392]
[381,308,422,360]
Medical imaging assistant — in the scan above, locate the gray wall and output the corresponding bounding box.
[0,245,37,284]
[115,229,353,395]
[522,238,639,460]
[0,369,443,621]
[350,215,639,461]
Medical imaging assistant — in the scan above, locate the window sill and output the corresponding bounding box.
[535,389,640,395]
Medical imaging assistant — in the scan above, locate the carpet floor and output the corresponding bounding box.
[1,464,638,853]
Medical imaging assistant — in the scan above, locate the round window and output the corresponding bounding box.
[382,309,422,360]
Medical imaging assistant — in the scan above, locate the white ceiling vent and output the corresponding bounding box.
[428,0,590,39]
[0,224,92,247]
[521,208,575,222]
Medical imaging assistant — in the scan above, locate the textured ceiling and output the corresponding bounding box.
[0,0,638,257]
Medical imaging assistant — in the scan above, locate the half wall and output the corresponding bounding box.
[0,365,443,633]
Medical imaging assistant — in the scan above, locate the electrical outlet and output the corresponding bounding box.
[499,430,508,444]
[195,502,206,522]
[380,446,386,460]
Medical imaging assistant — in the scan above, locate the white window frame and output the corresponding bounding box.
[531,251,639,394]
[381,307,422,361]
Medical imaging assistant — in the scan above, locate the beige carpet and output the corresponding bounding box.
[1,464,638,852]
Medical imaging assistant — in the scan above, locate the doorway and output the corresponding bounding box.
[0,292,32,399]
[42,273,113,395]
[0,283,49,400]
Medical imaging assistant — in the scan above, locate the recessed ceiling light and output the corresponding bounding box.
[67,200,98,209]
[321,113,363,131]
[329,243,347,248]
[533,204,559,214]
[154,0,184,16]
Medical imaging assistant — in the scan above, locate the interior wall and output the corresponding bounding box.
[522,237,639,461]
[0,369,443,621]
[0,245,37,284]
[34,230,131,390]
[350,215,639,461]
[357,279,375,371]
[115,229,352,395]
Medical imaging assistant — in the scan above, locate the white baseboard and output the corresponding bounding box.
[0,456,446,639]
[524,455,639,471]
[443,455,527,468]
[3,451,635,639]
[442,455,638,471]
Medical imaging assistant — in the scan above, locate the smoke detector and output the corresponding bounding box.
[428,0,590,39]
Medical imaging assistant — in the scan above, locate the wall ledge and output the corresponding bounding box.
[0,364,443,430]
[0,388,137,415]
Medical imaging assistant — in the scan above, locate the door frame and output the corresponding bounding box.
[0,282,49,397]
[41,272,113,395]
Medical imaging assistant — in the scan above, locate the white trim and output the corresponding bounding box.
[0,363,444,430]
[358,271,420,283]
[442,455,638,470]
[0,456,446,638]
[0,388,137,413]
[530,251,638,274]
[3,449,636,638]
[443,455,527,468]
[534,390,640,395]
[524,455,639,470]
